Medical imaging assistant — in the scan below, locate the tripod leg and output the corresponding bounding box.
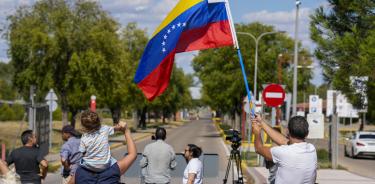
[223,154,232,184]
[235,151,244,184]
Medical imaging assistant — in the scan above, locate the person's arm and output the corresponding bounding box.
[39,159,48,179]
[139,148,148,168]
[255,115,288,145]
[252,122,273,161]
[5,151,13,166]
[60,145,70,170]
[170,149,177,170]
[117,125,137,175]
[0,160,9,176]
[187,173,197,184]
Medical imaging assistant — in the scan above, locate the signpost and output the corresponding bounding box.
[307,113,324,139]
[45,89,58,149]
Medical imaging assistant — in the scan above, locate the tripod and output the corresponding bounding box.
[223,147,244,184]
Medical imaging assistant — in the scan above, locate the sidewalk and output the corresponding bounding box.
[246,167,375,184]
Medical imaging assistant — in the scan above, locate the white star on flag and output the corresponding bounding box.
[172,25,176,29]
[177,22,181,27]
[167,29,171,33]
[162,41,166,46]
[162,48,166,52]
[182,22,186,27]
[164,35,167,39]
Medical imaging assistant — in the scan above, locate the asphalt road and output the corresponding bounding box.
[310,139,375,179]
[44,118,247,184]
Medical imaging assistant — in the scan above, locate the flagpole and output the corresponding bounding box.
[225,0,254,166]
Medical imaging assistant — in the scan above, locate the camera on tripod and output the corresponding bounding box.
[223,129,244,184]
[225,129,241,150]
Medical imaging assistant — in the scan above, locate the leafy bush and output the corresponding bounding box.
[0,104,23,121]
[53,107,62,121]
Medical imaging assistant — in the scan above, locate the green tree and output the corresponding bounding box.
[0,63,17,100]
[193,22,313,119]
[119,22,149,127]
[6,0,125,126]
[310,0,375,125]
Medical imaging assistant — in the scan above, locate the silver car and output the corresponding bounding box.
[344,131,375,158]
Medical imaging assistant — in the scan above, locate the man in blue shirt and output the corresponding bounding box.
[60,125,82,184]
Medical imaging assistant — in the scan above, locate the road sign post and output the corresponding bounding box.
[45,89,58,149]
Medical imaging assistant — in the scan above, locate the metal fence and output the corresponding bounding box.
[124,153,219,178]
[33,104,50,157]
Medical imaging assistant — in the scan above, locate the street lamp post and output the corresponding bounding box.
[292,0,301,116]
[237,31,285,101]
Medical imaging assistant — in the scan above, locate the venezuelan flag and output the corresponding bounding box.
[135,0,234,100]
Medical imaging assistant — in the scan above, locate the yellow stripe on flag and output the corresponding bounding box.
[152,0,203,37]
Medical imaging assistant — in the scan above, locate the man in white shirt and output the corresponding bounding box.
[252,115,317,184]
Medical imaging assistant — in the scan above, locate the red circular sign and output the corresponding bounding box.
[262,84,285,107]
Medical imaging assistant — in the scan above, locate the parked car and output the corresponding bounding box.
[344,131,375,158]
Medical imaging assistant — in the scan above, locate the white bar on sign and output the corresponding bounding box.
[266,92,283,98]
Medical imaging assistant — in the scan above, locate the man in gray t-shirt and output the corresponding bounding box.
[140,127,177,184]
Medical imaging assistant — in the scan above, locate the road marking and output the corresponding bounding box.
[265,92,283,98]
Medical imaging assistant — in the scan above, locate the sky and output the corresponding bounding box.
[0,0,328,99]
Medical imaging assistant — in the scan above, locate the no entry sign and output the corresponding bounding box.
[262,84,285,107]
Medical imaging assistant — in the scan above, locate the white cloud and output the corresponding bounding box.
[100,0,178,34]
[242,8,312,49]
[243,8,325,85]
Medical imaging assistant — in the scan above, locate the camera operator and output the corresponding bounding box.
[252,115,317,184]
[140,127,177,184]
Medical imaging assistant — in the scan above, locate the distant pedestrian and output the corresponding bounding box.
[60,125,82,184]
[0,159,20,184]
[140,127,177,184]
[183,144,203,184]
[252,115,317,184]
[75,112,137,184]
[6,130,48,184]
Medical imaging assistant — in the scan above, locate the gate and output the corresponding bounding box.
[32,104,50,156]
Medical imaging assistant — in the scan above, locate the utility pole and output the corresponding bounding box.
[29,85,36,130]
[292,0,301,116]
[331,91,338,169]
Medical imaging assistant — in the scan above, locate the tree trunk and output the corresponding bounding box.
[139,106,147,129]
[110,107,121,125]
[61,91,69,126]
[70,110,78,128]
[162,109,167,124]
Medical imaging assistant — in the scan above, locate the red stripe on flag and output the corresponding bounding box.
[137,50,176,101]
[176,20,233,52]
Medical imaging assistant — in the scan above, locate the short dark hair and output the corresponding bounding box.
[187,144,202,158]
[288,116,309,140]
[21,130,33,145]
[155,127,166,140]
[81,111,101,132]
